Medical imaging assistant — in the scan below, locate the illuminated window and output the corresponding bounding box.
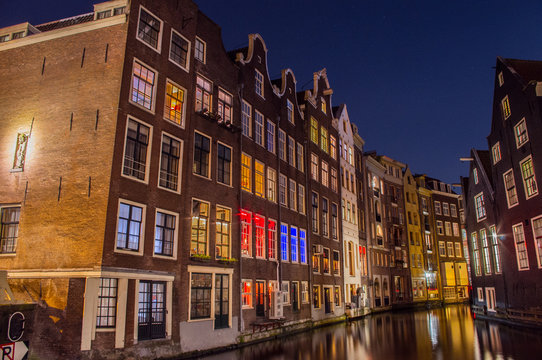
[445,221,452,236]
[191,199,209,256]
[281,223,288,261]
[12,132,28,171]
[514,118,529,148]
[330,135,337,159]
[255,69,264,97]
[241,210,252,257]
[489,225,501,273]
[131,60,156,110]
[218,89,233,124]
[323,248,330,274]
[321,161,329,187]
[310,117,318,144]
[512,223,529,270]
[241,100,251,137]
[503,169,518,208]
[117,201,144,252]
[312,192,319,234]
[195,75,212,112]
[291,226,298,262]
[287,99,294,124]
[96,278,117,328]
[289,179,297,211]
[255,161,265,198]
[446,242,454,257]
[474,193,486,221]
[137,7,162,51]
[123,119,150,182]
[255,215,265,258]
[311,153,319,181]
[194,37,205,63]
[159,134,181,192]
[298,184,306,214]
[241,153,251,192]
[242,280,252,308]
[169,30,189,70]
[217,143,232,186]
[215,206,231,259]
[313,285,321,308]
[296,142,304,172]
[501,95,511,120]
[299,229,307,264]
[312,245,320,273]
[193,132,210,178]
[333,250,340,275]
[321,97,326,113]
[278,129,286,161]
[279,174,287,206]
[154,210,177,257]
[443,203,449,216]
[254,111,264,146]
[267,168,277,202]
[164,81,185,126]
[320,127,328,153]
[0,207,20,254]
[471,232,481,276]
[438,241,446,257]
[267,120,275,153]
[452,223,459,237]
[520,156,538,199]
[334,286,341,307]
[434,201,441,215]
[492,142,501,164]
[268,219,277,260]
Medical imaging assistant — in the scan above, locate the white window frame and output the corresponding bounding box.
[501,95,511,120]
[514,118,529,148]
[164,78,187,128]
[168,28,190,72]
[153,208,179,260]
[115,199,146,256]
[287,99,294,124]
[503,169,519,208]
[121,116,153,184]
[520,155,538,199]
[130,58,158,114]
[136,5,163,53]
[512,223,530,271]
[267,168,277,203]
[194,37,206,63]
[492,142,501,164]
[267,120,275,154]
[158,131,183,194]
[474,192,486,222]
[241,100,252,138]
[255,69,264,98]
[254,110,264,147]
[531,215,542,268]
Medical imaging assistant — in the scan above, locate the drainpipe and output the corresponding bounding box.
[238,83,244,332]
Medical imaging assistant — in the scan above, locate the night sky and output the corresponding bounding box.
[3,0,542,185]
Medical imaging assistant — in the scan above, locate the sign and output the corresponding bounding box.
[0,342,28,360]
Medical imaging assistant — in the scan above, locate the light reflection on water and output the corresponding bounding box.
[200,305,542,360]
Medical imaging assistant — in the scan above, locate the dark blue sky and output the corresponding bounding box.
[3,0,542,185]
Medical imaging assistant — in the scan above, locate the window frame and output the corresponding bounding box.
[136,6,163,53]
[168,28,190,72]
[474,192,487,222]
[153,208,179,259]
[216,142,232,187]
[190,198,210,256]
[267,168,277,203]
[503,169,519,208]
[241,100,252,138]
[266,120,276,154]
[492,142,501,165]
[217,88,233,125]
[194,37,206,63]
[0,205,20,255]
[158,131,183,194]
[512,223,530,271]
[115,199,146,256]
[215,205,232,260]
[255,69,264,98]
[130,58,158,114]
[520,155,538,199]
[121,116,152,184]
[514,118,529,148]
[163,79,186,128]
[193,131,212,179]
[254,110,264,147]
[501,95,511,120]
[195,74,213,113]
[241,153,252,192]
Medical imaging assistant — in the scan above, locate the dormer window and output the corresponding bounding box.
[94,1,126,20]
[11,31,25,39]
[0,34,10,43]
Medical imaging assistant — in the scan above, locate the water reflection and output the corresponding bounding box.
[200,305,542,360]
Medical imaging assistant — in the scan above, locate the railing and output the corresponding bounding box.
[123,157,146,180]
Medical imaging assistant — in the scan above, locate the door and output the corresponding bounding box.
[291,282,299,312]
[138,281,166,340]
[215,274,229,329]
[485,287,496,312]
[324,287,331,313]
[255,280,265,317]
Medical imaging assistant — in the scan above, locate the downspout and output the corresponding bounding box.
[238,83,244,332]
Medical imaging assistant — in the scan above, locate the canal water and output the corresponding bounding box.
[200,305,542,359]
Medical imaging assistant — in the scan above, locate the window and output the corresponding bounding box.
[445,222,452,236]
[268,219,277,260]
[490,225,502,273]
[241,210,252,257]
[310,117,318,144]
[131,60,156,111]
[321,97,326,113]
[492,142,501,164]
[320,127,328,153]
[333,250,340,275]
[191,200,209,256]
[255,161,265,198]
[138,280,166,340]
[193,132,211,178]
[322,198,329,237]
[498,71,504,86]
[501,95,511,120]
[191,273,212,317]
[113,7,126,16]
[471,232,481,276]
[279,174,287,206]
[137,7,162,51]
[503,169,518,208]
[480,229,491,274]
[331,203,338,240]
[0,207,20,254]
[477,287,484,302]
[474,193,486,221]
[521,156,538,198]
[321,161,329,187]
[255,215,265,258]
[169,30,189,70]
[453,223,460,237]
[299,229,307,264]
[195,75,212,112]
[454,243,462,258]
[241,153,252,192]
[473,168,479,184]
[436,220,444,235]
[434,201,441,215]
[267,120,275,153]
[312,192,319,233]
[442,203,449,216]
[278,129,286,161]
[334,286,341,307]
[254,111,264,146]
[241,101,252,138]
[159,134,181,192]
[514,118,529,148]
[289,179,297,211]
[301,281,309,303]
[267,168,277,202]
[323,248,330,274]
[450,204,457,218]
[311,153,319,181]
[288,136,295,167]
[281,223,289,261]
[123,118,150,182]
[217,89,233,124]
[296,142,304,172]
[287,99,294,124]
[531,217,542,269]
[0,35,9,43]
[330,135,337,159]
[291,226,298,262]
[194,37,206,63]
[312,246,320,273]
[255,69,264,97]
[241,279,252,308]
[438,241,446,257]
[313,286,321,309]
[96,278,117,328]
[154,210,177,257]
[298,184,306,214]
[164,80,185,126]
[512,223,529,270]
[282,282,290,305]
[216,206,231,259]
[117,201,144,252]
[331,168,338,192]
[217,143,232,186]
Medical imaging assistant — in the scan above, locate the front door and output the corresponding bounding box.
[214,274,229,329]
[138,281,166,340]
[324,287,331,313]
[256,280,265,317]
